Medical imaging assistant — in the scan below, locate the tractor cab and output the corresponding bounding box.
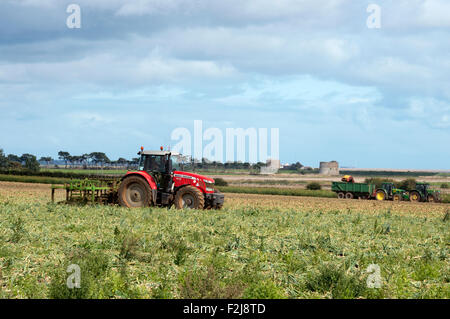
[137,150,180,192]
[381,182,393,195]
[138,150,175,174]
[415,182,428,194]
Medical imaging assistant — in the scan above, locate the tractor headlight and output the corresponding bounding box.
[204,180,214,192]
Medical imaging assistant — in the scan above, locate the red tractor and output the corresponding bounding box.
[117,148,224,209]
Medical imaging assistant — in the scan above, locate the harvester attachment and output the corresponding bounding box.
[51,179,119,204]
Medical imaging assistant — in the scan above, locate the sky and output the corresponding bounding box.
[0,0,449,169]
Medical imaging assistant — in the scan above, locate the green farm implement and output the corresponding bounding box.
[51,178,119,204]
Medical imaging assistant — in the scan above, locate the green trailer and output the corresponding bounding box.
[332,180,410,202]
[331,182,376,199]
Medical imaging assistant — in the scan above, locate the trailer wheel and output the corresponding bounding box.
[337,192,345,199]
[345,192,354,199]
[393,194,402,202]
[410,191,421,202]
[376,190,386,201]
[118,176,152,208]
[174,186,205,209]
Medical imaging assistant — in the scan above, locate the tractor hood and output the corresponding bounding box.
[173,171,215,184]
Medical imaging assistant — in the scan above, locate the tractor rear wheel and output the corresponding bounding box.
[118,176,152,208]
[393,194,402,202]
[409,191,421,202]
[337,192,345,199]
[174,186,205,209]
[376,190,386,201]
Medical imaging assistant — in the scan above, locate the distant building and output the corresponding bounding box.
[260,158,280,174]
[319,161,339,175]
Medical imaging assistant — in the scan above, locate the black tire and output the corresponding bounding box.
[174,186,205,209]
[393,194,402,202]
[427,195,435,203]
[345,192,354,199]
[410,191,421,202]
[337,192,345,199]
[118,176,152,208]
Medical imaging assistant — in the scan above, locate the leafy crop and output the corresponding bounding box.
[0,181,449,299]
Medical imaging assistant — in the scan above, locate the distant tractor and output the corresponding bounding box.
[52,147,225,209]
[374,183,409,202]
[409,182,441,203]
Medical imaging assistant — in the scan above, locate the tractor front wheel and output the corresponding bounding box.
[410,191,421,202]
[427,195,435,203]
[174,186,205,209]
[118,176,153,208]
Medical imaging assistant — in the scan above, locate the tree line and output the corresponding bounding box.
[55,151,139,169]
[0,148,272,172]
[0,149,140,172]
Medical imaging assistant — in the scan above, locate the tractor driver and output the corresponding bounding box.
[148,156,164,172]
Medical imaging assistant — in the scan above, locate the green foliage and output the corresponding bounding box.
[49,248,110,299]
[0,191,449,299]
[364,178,394,188]
[243,281,287,299]
[396,178,417,191]
[304,264,367,299]
[180,265,244,299]
[306,182,322,190]
[364,178,417,190]
[0,149,8,169]
[214,177,228,186]
[9,216,26,243]
[22,154,40,172]
[441,183,449,189]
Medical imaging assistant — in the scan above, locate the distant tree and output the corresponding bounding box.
[89,152,110,167]
[21,154,40,172]
[69,155,82,167]
[58,151,71,168]
[0,149,8,169]
[39,156,53,166]
[116,158,128,168]
[9,161,22,169]
[81,154,89,166]
[7,154,21,163]
[396,178,417,191]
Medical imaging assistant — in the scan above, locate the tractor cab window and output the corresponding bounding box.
[171,155,182,171]
[142,155,166,173]
[383,183,393,194]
